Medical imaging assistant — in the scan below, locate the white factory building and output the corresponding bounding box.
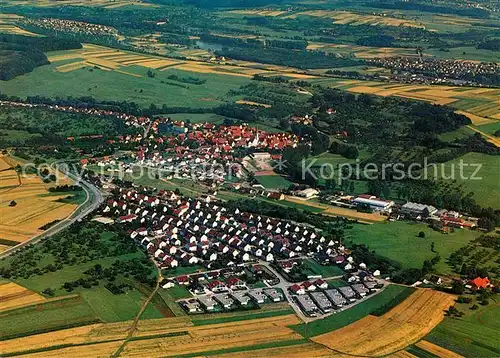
[353,195,394,212]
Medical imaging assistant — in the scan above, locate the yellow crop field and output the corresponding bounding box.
[55,61,88,73]
[0,322,129,354]
[390,351,419,358]
[0,24,38,36]
[228,10,288,17]
[0,156,77,243]
[324,81,500,122]
[122,315,302,357]
[415,340,464,358]
[236,100,272,108]
[0,282,45,311]
[283,10,423,28]
[212,342,337,357]
[1,313,301,357]
[312,289,456,356]
[23,341,124,358]
[455,111,495,126]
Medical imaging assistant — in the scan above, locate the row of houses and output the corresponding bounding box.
[290,279,381,316]
[180,288,284,314]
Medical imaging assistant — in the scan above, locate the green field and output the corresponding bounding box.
[475,122,500,135]
[0,295,100,340]
[80,287,163,322]
[0,63,249,109]
[191,307,294,326]
[440,153,500,209]
[438,126,476,142]
[255,175,292,189]
[162,285,192,300]
[291,285,415,337]
[345,221,481,273]
[425,297,500,357]
[302,259,344,278]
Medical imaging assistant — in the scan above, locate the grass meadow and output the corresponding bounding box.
[0,295,100,340]
[440,152,500,209]
[0,63,249,109]
[345,221,481,273]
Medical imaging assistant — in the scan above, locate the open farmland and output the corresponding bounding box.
[0,312,303,357]
[421,290,500,357]
[0,43,321,108]
[0,155,77,244]
[291,285,415,337]
[306,42,419,59]
[309,79,500,129]
[0,13,38,36]
[414,340,464,358]
[312,289,456,356]
[228,9,423,28]
[0,282,45,311]
[0,295,100,341]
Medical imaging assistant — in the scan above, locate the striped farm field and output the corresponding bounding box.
[0,282,45,311]
[415,340,464,358]
[312,289,456,356]
[312,79,500,125]
[0,313,302,357]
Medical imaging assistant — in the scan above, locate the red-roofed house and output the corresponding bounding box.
[176,275,189,285]
[226,277,246,290]
[290,284,305,295]
[208,280,227,293]
[470,277,491,290]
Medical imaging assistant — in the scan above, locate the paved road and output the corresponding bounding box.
[0,165,103,259]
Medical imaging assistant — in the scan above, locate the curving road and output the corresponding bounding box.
[0,164,103,259]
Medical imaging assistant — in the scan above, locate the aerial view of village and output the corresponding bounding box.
[0,0,498,357]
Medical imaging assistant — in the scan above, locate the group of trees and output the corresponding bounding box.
[215,46,362,69]
[0,34,81,80]
[0,221,138,280]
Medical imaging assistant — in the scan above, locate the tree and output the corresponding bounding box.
[418,231,426,238]
[42,287,54,296]
[451,280,465,294]
[478,217,494,232]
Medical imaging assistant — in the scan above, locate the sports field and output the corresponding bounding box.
[255,174,292,189]
[0,155,77,244]
[312,289,456,356]
[345,221,481,273]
